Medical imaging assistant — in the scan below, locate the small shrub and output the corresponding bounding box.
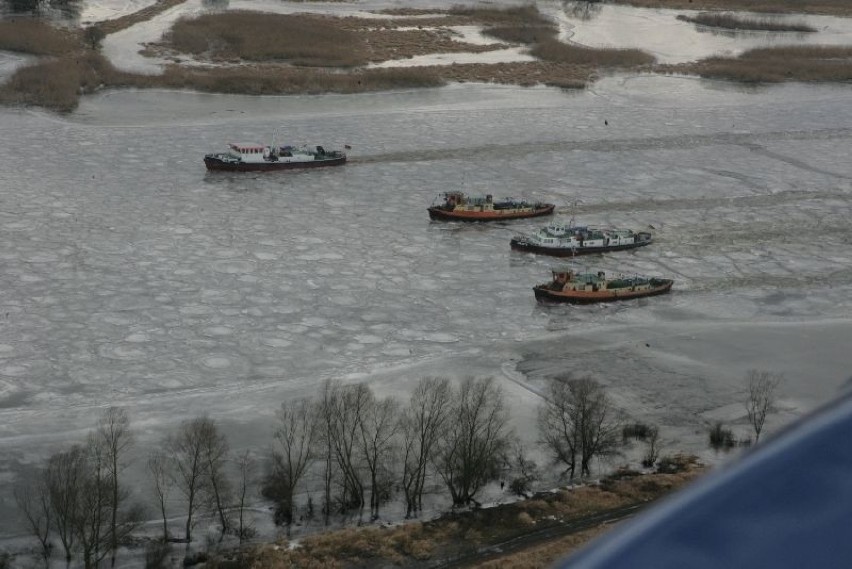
[708,422,736,450]
[183,551,208,567]
[656,454,698,474]
[145,541,171,569]
[605,466,641,481]
[639,479,662,493]
[622,422,651,441]
[84,25,106,50]
[516,511,535,527]
[510,476,531,497]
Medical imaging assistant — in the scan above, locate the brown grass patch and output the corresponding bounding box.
[532,38,656,67]
[0,52,137,113]
[425,61,592,89]
[482,24,558,45]
[157,65,445,94]
[359,28,506,62]
[0,18,81,56]
[663,45,852,82]
[605,0,852,16]
[677,12,817,32]
[165,12,369,66]
[161,12,514,66]
[448,4,550,26]
[474,526,611,569]
[240,459,706,569]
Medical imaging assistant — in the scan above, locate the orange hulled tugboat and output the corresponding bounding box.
[533,268,673,304]
[428,192,555,222]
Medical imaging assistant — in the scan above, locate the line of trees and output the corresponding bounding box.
[14,408,143,569]
[2,0,79,16]
[261,376,512,532]
[17,371,783,566]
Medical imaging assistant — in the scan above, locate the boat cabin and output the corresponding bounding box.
[531,224,641,248]
[223,143,332,164]
[438,192,535,213]
[227,143,270,164]
[551,269,607,291]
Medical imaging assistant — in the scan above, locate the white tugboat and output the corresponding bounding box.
[204,141,346,172]
[510,221,653,257]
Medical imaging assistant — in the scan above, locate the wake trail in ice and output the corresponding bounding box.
[501,360,547,400]
[353,128,852,171]
[560,189,852,216]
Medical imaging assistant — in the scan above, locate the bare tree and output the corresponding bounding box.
[97,407,133,567]
[538,377,621,479]
[538,378,581,479]
[166,416,214,546]
[75,433,112,569]
[399,377,451,518]
[358,395,400,520]
[147,451,171,543]
[234,451,256,545]
[508,440,539,498]
[316,381,337,526]
[198,419,231,537]
[14,471,52,567]
[745,369,782,443]
[575,378,621,477]
[262,397,318,532]
[45,445,87,568]
[642,426,661,468]
[434,377,511,507]
[323,382,371,516]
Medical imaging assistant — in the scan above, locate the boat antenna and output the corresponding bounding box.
[569,199,578,228]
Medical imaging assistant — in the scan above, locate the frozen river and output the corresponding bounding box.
[1,75,852,537]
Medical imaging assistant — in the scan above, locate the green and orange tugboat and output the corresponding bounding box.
[533,268,673,304]
[428,192,555,222]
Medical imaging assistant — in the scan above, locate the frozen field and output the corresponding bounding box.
[1,71,852,537]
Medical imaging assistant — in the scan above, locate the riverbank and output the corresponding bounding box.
[3,1,852,112]
[234,456,704,569]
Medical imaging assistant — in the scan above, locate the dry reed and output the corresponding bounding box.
[605,0,852,16]
[532,38,656,67]
[666,45,852,82]
[448,4,551,26]
[677,12,817,32]
[157,66,445,95]
[165,12,369,67]
[483,24,558,45]
[0,18,80,56]
[0,52,135,113]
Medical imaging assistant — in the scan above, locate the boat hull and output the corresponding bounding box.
[510,238,653,257]
[533,279,673,304]
[428,204,555,222]
[204,155,346,172]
